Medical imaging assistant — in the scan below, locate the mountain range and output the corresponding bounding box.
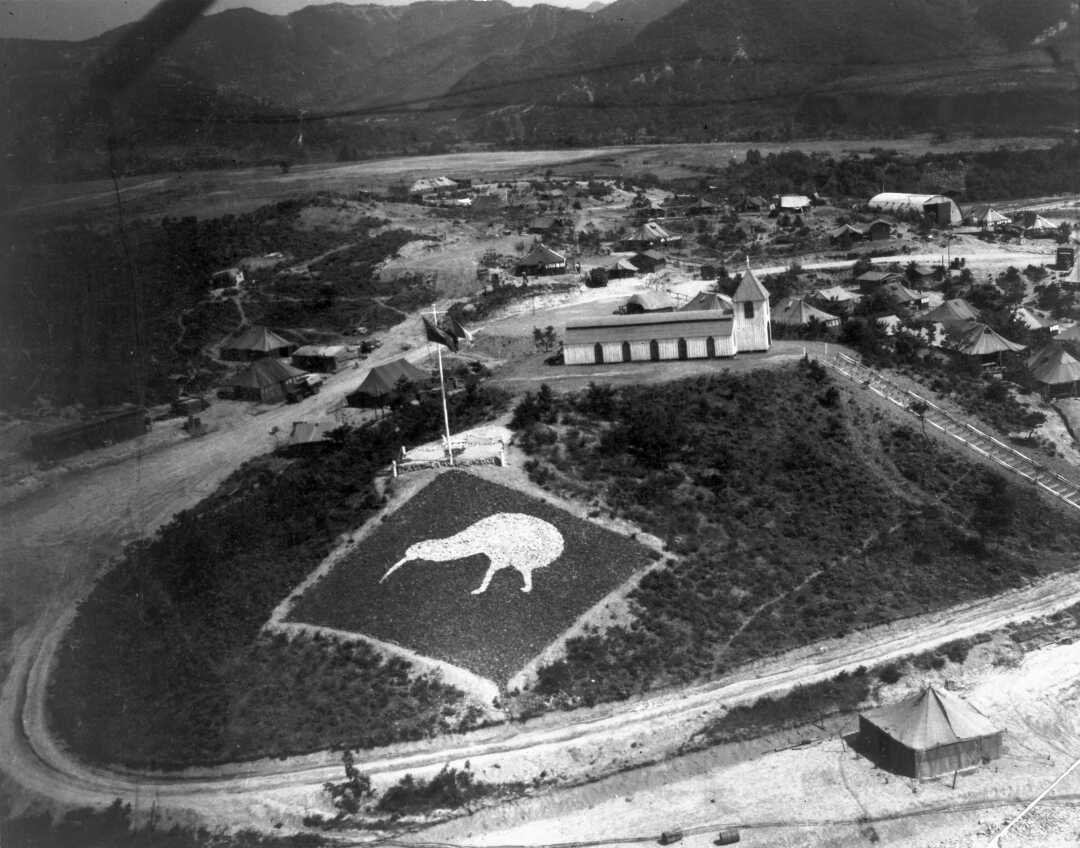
[2,0,1078,182]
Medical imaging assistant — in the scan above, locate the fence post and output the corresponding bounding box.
[391,460,397,478]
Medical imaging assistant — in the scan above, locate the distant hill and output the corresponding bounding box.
[2,0,1078,181]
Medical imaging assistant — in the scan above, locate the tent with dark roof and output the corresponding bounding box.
[857,686,1003,778]
[953,323,1025,358]
[220,358,306,403]
[220,326,295,361]
[346,358,431,408]
[925,298,981,325]
[1028,345,1080,395]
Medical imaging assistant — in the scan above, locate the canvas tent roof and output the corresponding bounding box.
[1064,261,1080,286]
[955,323,1025,356]
[734,268,769,302]
[926,298,980,324]
[679,291,734,312]
[353,358,429,398]
[628,221,673,242]
[1012,307,1054,331]
[965,205,1009,227]
[772,297,840,326]
[222,325,293,354]
[860,686,1000,751]
[1029,346,1080,385]
[221,357,305,390]
[813,285,860,303]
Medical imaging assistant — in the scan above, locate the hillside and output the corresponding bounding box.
[3,0,1079,177]
[44,364,1080,766]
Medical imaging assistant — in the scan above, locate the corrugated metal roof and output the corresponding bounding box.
[566,310,734,344]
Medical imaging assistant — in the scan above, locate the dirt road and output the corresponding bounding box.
[2,260,1079,833]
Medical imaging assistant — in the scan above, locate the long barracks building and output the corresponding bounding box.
[563,268,771,365]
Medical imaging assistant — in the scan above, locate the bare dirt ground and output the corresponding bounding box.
[3,177,1079,839]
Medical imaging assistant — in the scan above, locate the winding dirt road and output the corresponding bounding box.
[2,254,1079,832]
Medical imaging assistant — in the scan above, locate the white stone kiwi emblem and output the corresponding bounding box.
[380,513,565,595]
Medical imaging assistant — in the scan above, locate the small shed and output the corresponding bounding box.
[346,358,431,408]
[857,686,1003,779]
[220,358,306,403]
[220,326,295,361]
[292,345,354,373]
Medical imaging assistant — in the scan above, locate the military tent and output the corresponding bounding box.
[346,358,430,408]
[925,298,981,325]
[952,323,1025,359]
[1028,345,1080,396]
[858,686,1003,779]
[220,326,295,361]
[220,358,306,403]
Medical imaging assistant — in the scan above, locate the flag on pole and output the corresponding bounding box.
[423,316,458,351]
[445,314,475,345]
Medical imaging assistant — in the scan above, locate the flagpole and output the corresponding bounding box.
[431,304,454,466]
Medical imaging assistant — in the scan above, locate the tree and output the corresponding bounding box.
[588,267,609,288]
[533,325,559,353]
[323,749,374,815]
[909,399,930,440]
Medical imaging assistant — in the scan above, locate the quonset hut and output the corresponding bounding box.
[868,193,962,227]
[563,268,770,365]
[858,686,1003,779]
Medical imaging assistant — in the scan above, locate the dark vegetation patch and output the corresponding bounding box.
[287,471,656,683]
[0,195,412,411]
[508,363,1080,709]
[1,799,328,848]
[47,386,509,768]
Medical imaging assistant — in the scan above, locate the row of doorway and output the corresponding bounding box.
[594,338,720,363]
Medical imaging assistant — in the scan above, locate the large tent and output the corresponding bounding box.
[858,686,1003,779]
[868,193,962,226]
[925,298,980,325]
[1028,344,1080,396]
[346,358,430,408]
[771,297,840,328]
[220,358,306,403]
[220,326,295,361]
[952,323,1025,359]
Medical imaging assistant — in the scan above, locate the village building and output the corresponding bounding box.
[881,280,929,311]
[516,243,567,277]
[629,250,667,273]
[868,192,962,226]
[856,269,906,291]
[625,291,676,313]
[563,268,770,365]
[857,686,1003,779]
[409,176,457,199]
[291,345,355,373]
[219,326,295,361]
[829,224,865,247]
[621,221,680,250]
[775,194,812,213]
[680,290,734,312]
[771,297,841,329]
[811,285,861,315]
[925,298,981,326]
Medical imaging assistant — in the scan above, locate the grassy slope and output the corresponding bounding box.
[512,363,1080,707]
[46,388,508,768]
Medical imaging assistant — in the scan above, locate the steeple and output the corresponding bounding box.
[733,266,769,302]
